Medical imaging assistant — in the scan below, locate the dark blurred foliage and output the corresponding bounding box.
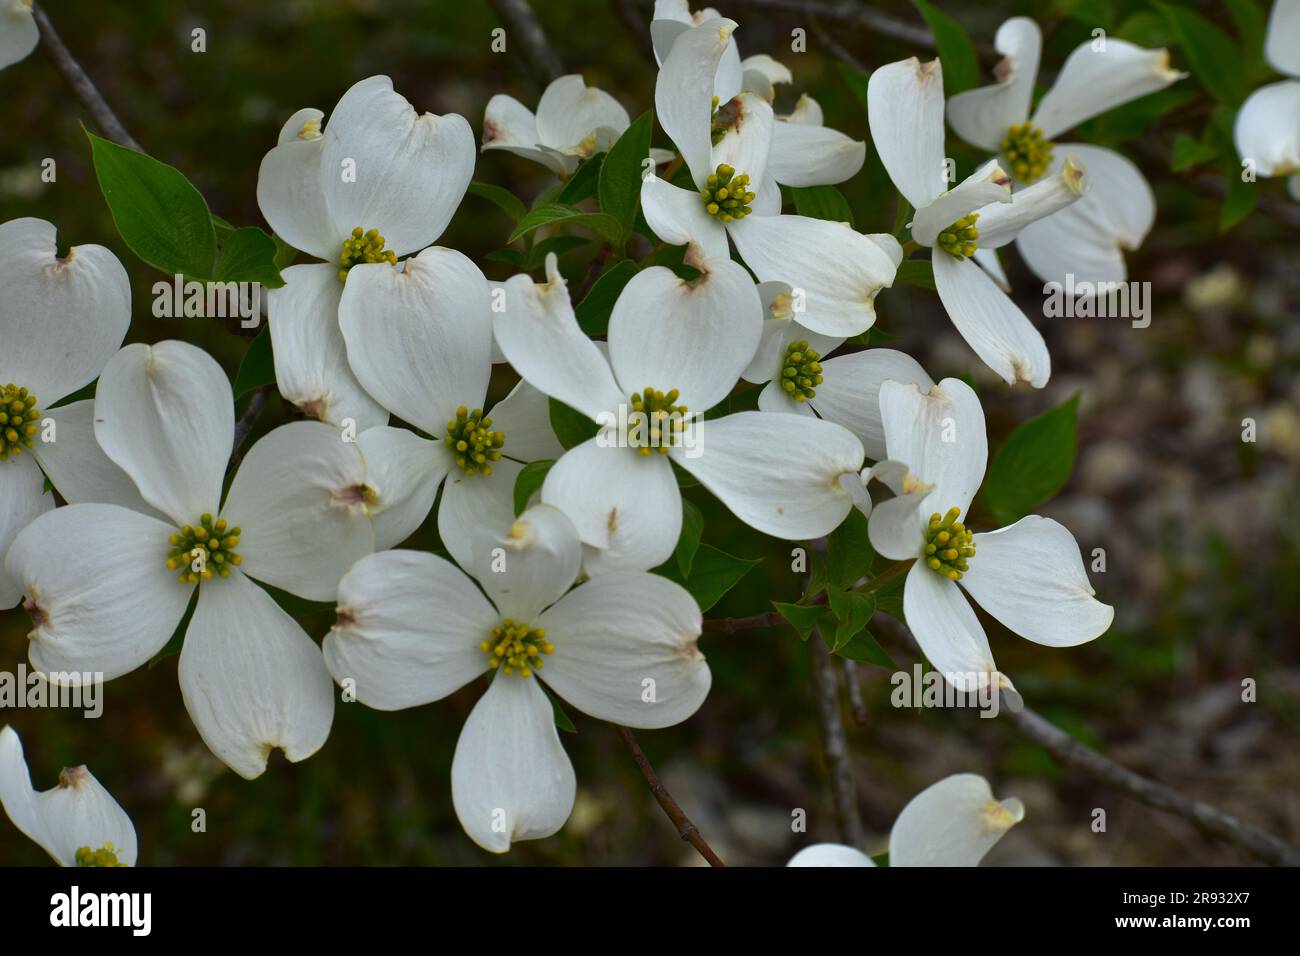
[1,0,1297,866]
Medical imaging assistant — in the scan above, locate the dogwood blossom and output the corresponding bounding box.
[256,75,475,431]
[866,373,1113,691]
[0,0,36,71]
[1235,0,1300,200]
[787,773,1023,866]
[0,218,132,609]
[324,504,710,852]
[869,57,1090,387]
[0,726,136,866]
[947,18,1184,285]
[495,255,866,574]
[4,341,384,778]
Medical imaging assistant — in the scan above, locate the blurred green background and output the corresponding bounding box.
[1,0,1297,865]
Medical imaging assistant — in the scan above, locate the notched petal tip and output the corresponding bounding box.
[57,765,88,789]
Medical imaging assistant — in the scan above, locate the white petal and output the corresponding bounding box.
[535,75,630,152]
[656,17,740,186]
[932,252,1050,388]
[910,160,1012,247]
[487,379,566,463]
[787,843,877,867]
[0,218,131,404]
[651,16,690,65]
[6,503,192,680]
[866,488,930,561]
[0,0,37,70]
[277,107,325,146]
[867,58,948,208]
[29,400,158,515]
[267,262,389,430]
[901,563,999,691]
[325,550,493,709]
[320,75,475,254]
[492,257,624,422]
[889,773,1024,866]
[339,247,491,435]
[1015,144,1155,287]
[608,259,761,413]
[256,125,339,260]
[974,154,1088,248]
[728,214,898,337]
[973,246,1011,293]
[640,176,730,260]
[481,93,542,156]
[711,91,774,188]
[740,53,793,93]
[946,17,1041,151]
[1032,39,1185,141]
[960,515,1113,647]
[356,426,447,550]
[0,454,51,609]
[1234,81,1300,179]
[451,675,576,853]
[0,727,136,868]
[93,341,231,526]
[810,349,934,461]
[537,571,709,726]
[541,438,681,574]
[439,458,522,573]
[1266,0,1300,76]
[671,411,864,539]
[178,570,335,779]
[757,379,815,416]
[878,376,987,519]
[742,282,844,383]
[752,171,783,215]
[767,120,867,187]
[477,504,582,621]
[221,421,376,602]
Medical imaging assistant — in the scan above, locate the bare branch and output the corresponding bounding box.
[227,386,271,472]
[723,0,937,50]
[809,629,867,848]
[32,2,142,151]
[487,0,563,86]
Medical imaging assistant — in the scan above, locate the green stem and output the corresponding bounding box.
[853,558,914,594]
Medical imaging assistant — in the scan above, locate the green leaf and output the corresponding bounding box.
[789,185,853,226]
[550,692,578,733]
[148,590,199,668]
[981,392,1080,524]
[896,259,935,291]
[557,153,605,205]
[773,601,824,640]
[233,325,275,399]
[658,545,759,612]
[871,568,907,623]
[467,180,527,223]
[509,204,624,246]
[834,626,894,667]
[911,0,979,95]
[272,233,297,270]
[512,460,555,516]
[213,226,285,287]
[675,499,704,577]
[837,63,870,111]
[575,259,639,335]
[826,507,873,588]
[801,549,828,603]
[525,235,590,271]
[1220,165,1259,232]
[87,130,216,278]
[548,397,599,450]
[826,588,876,652]
[599,110,655,243]
[1157,3,1247,105]
[1170,133,1220,172]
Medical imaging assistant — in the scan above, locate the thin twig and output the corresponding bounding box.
[809,628,867,848]
[721,0,938,50]
[32,2,142,151]
[615,725,726,866]
[227,386,271,472]
[842,659,869,724]
[810,15,867,73]
[1003,705,1300,867]
[487,0,563,86]
[613,0,658,66]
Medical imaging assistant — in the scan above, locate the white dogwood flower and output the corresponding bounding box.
[643,17,898,336]
[1235,0,1300,200]
[0,726,136,866]
[4,341,384,779]
[256,75,475,431]
[787,773,1023,866]
[0,218,133,609]
[866,374,1113,691]
[0,0,36,71]
[947,18,1184,285]
[494,255,865,574]
[869,57,1091,387]
[324,504,710,853]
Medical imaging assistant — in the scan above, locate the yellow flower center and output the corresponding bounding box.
[779,341,823,402]
[701,163,755,222]
[166,514,242,584]
[445,406,505,476]
[75,843,127,867]
[937,213,979,260]
[923,507,975,581]
[481,619,553,678]
[338,226,397,282]
[628,387,688,456]
[0,384,40,463]
[1000,122,1054,184]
